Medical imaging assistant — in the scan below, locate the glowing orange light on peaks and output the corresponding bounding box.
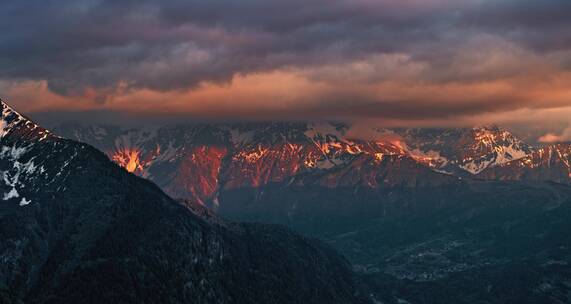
[112,148,142,173]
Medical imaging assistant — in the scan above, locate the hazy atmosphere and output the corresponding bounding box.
[1,0,571,140]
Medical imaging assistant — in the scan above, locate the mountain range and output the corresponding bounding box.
[0,100,370,303]
[53,122,571,204]
[52,120,571,303]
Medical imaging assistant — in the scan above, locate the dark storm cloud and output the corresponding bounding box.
[459,0,571,51]
[1,0,571,118]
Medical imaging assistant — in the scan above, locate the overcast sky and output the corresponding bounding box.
[2,0,571,140]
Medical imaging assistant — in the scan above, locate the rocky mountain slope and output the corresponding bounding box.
[477,144,571,184]
[46,116,571,303]
[398,125,533,175]
[54,122,409,205]
[54,122,536,206]
[0,100,369,304]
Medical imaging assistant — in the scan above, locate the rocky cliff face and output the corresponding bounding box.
[399,125,533,175]
[0,100,369,304]
[53,122,463,206]
[54,122,542,205]
[477,143,571,184]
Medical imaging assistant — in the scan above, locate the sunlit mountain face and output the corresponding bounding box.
[54,122,541,205]
[478,143,571,182]
[112,147,142,173]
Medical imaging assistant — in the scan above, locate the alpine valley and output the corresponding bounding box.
[51,120,571,303]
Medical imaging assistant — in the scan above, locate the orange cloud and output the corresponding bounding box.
[3,57,571,128]
[538,133,563,143]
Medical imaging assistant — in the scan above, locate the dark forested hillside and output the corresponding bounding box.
[0,100,369,304]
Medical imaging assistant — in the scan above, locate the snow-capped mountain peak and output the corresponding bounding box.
[51,121,542,204]
[457,125,533,174]
[0,99,83,208]
[0,99,52,141]
[398,125,533,175]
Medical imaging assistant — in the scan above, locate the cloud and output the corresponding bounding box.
[538,133,564,143]
[345,124,403,142]
[538,125,571,143]
[1,0,571,125]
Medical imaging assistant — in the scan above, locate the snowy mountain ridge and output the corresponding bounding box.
[50,121,541,205]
